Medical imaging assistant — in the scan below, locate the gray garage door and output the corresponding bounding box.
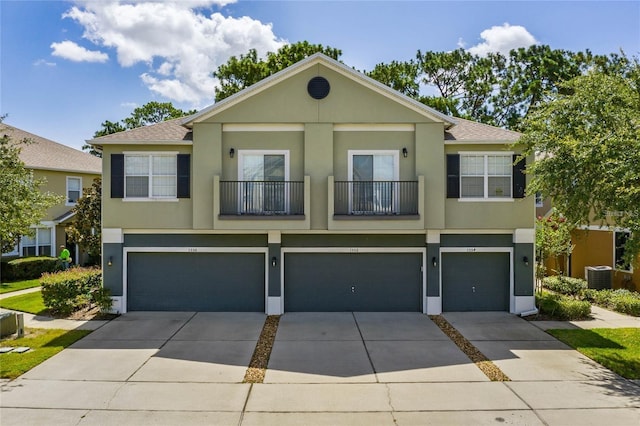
[127,252,265,311]
[442,252,510,312]
[284,252,422,312]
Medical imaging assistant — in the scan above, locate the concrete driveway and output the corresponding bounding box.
[1,311,639,425]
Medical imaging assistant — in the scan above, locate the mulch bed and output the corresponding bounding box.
[429,315,510,382]
[243,315,280,383]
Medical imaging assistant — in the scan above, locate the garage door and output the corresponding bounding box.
[127,252,265,311]
[284,252,422,312]
[442,252,510,311]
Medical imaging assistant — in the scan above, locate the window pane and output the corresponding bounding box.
[125,156,149,175]
[152,176,177,197]
[152,156,176,175]
[242,155,264,181]
[264,155,285,181]
[488,155,511,175]
[39,245,52,256]
[37,228,51,244]
[23,246,36,257]
[488,177,511,197]
[615,232,631,271]
[68,178,81,191]
[353,155,373,181]
[461,177,484,197]
[461,155,484,175]
[22,234,35,247]
[373,155,394,181]
[126,176,149,197]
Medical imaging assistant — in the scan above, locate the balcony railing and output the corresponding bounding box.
[334,181,419,216]
[220,181,304,216]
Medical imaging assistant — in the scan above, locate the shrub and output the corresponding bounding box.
[542,275,588,297]
[583,289,640,317]
[1,257,61,281]
[536,291,591,320]
[40,268,108,316]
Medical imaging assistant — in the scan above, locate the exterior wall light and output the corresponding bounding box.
[432,256,437,267]
[271,256,277,267]
[108,256,113,267]
[523,256,529,266]
[402,147,408,158]
[229,148,235,158]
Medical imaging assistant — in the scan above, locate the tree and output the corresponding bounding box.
[521,59,640,265]
[84,102,196,156]
[66,177,102,264]
[535,211,574,281]
[213,41,342,101]
[0,118,62,254]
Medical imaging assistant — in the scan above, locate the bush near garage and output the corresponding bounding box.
[536,291,591,320]
[542,275,588,297]
[1,256,61,282]
[583,289,640,317]
[40,267,111,316]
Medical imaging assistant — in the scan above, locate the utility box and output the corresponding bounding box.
[585,266,613,290]
[0,311,17,337]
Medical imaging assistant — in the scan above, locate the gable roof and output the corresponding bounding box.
[2,124,101,174]
[182,53,457,128]
[445,117,521,142]
[91,117,193,145]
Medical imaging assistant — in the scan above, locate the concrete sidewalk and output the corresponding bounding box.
[530,305,640,331]
[0,286,41,300]
[1,311,639,425]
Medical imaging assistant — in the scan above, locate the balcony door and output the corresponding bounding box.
[238,150,289,214]
[348,150,399,214]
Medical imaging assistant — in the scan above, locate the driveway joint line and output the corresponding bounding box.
[351,312,379,383]
[121,311,197,382]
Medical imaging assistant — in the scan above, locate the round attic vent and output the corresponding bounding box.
[307,76,330,100]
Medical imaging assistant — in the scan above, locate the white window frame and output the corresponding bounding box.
[19,226,54,257]
[237,150,290,214]
[347,150,400,214]
[613,231,633,272]
[459,152,514,202]
[123,152,178,201]
[66,176,82,206]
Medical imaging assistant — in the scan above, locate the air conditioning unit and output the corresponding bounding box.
[585,266,612,290]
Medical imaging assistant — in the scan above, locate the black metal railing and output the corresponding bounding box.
[334,181,418,215]
[220,181,304,215]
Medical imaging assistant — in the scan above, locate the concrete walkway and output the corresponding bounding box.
[0,286,41,300]
[531,305,640,330]
[1,311,639,425]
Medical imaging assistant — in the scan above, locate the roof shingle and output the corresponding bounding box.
[445,118,521,142]
[90,118,193,143]
[2,124,101,174]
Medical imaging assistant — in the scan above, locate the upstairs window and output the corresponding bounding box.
[124,154,177,199]
[66,177,82,205]
[460,154,512,199]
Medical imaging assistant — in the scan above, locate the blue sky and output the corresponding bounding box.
[1,0,639,151]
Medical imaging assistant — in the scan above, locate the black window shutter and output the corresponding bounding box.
[513,154,526,199]
[446,154,460,198]
[111,154,124,198]
[177,154,190,198]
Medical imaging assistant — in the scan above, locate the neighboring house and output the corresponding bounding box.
[537,205,638,291]
[2,124,102,264]
[92,54,535,315]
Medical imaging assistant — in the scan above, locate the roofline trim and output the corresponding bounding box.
[86,139,193,146]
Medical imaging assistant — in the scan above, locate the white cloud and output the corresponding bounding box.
[50,40,109,62]
[34,59,56,67]
[59,1,285,104]
[120,102,138,109]
[467,23,537,56]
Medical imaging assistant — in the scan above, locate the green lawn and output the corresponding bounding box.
[548,328,640,379]
[0,279,41,294]
[0,291,47,315]
[0,328,91,379]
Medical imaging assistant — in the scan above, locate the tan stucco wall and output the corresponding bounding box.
[208,64,436,125]
[34,169,100,221]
